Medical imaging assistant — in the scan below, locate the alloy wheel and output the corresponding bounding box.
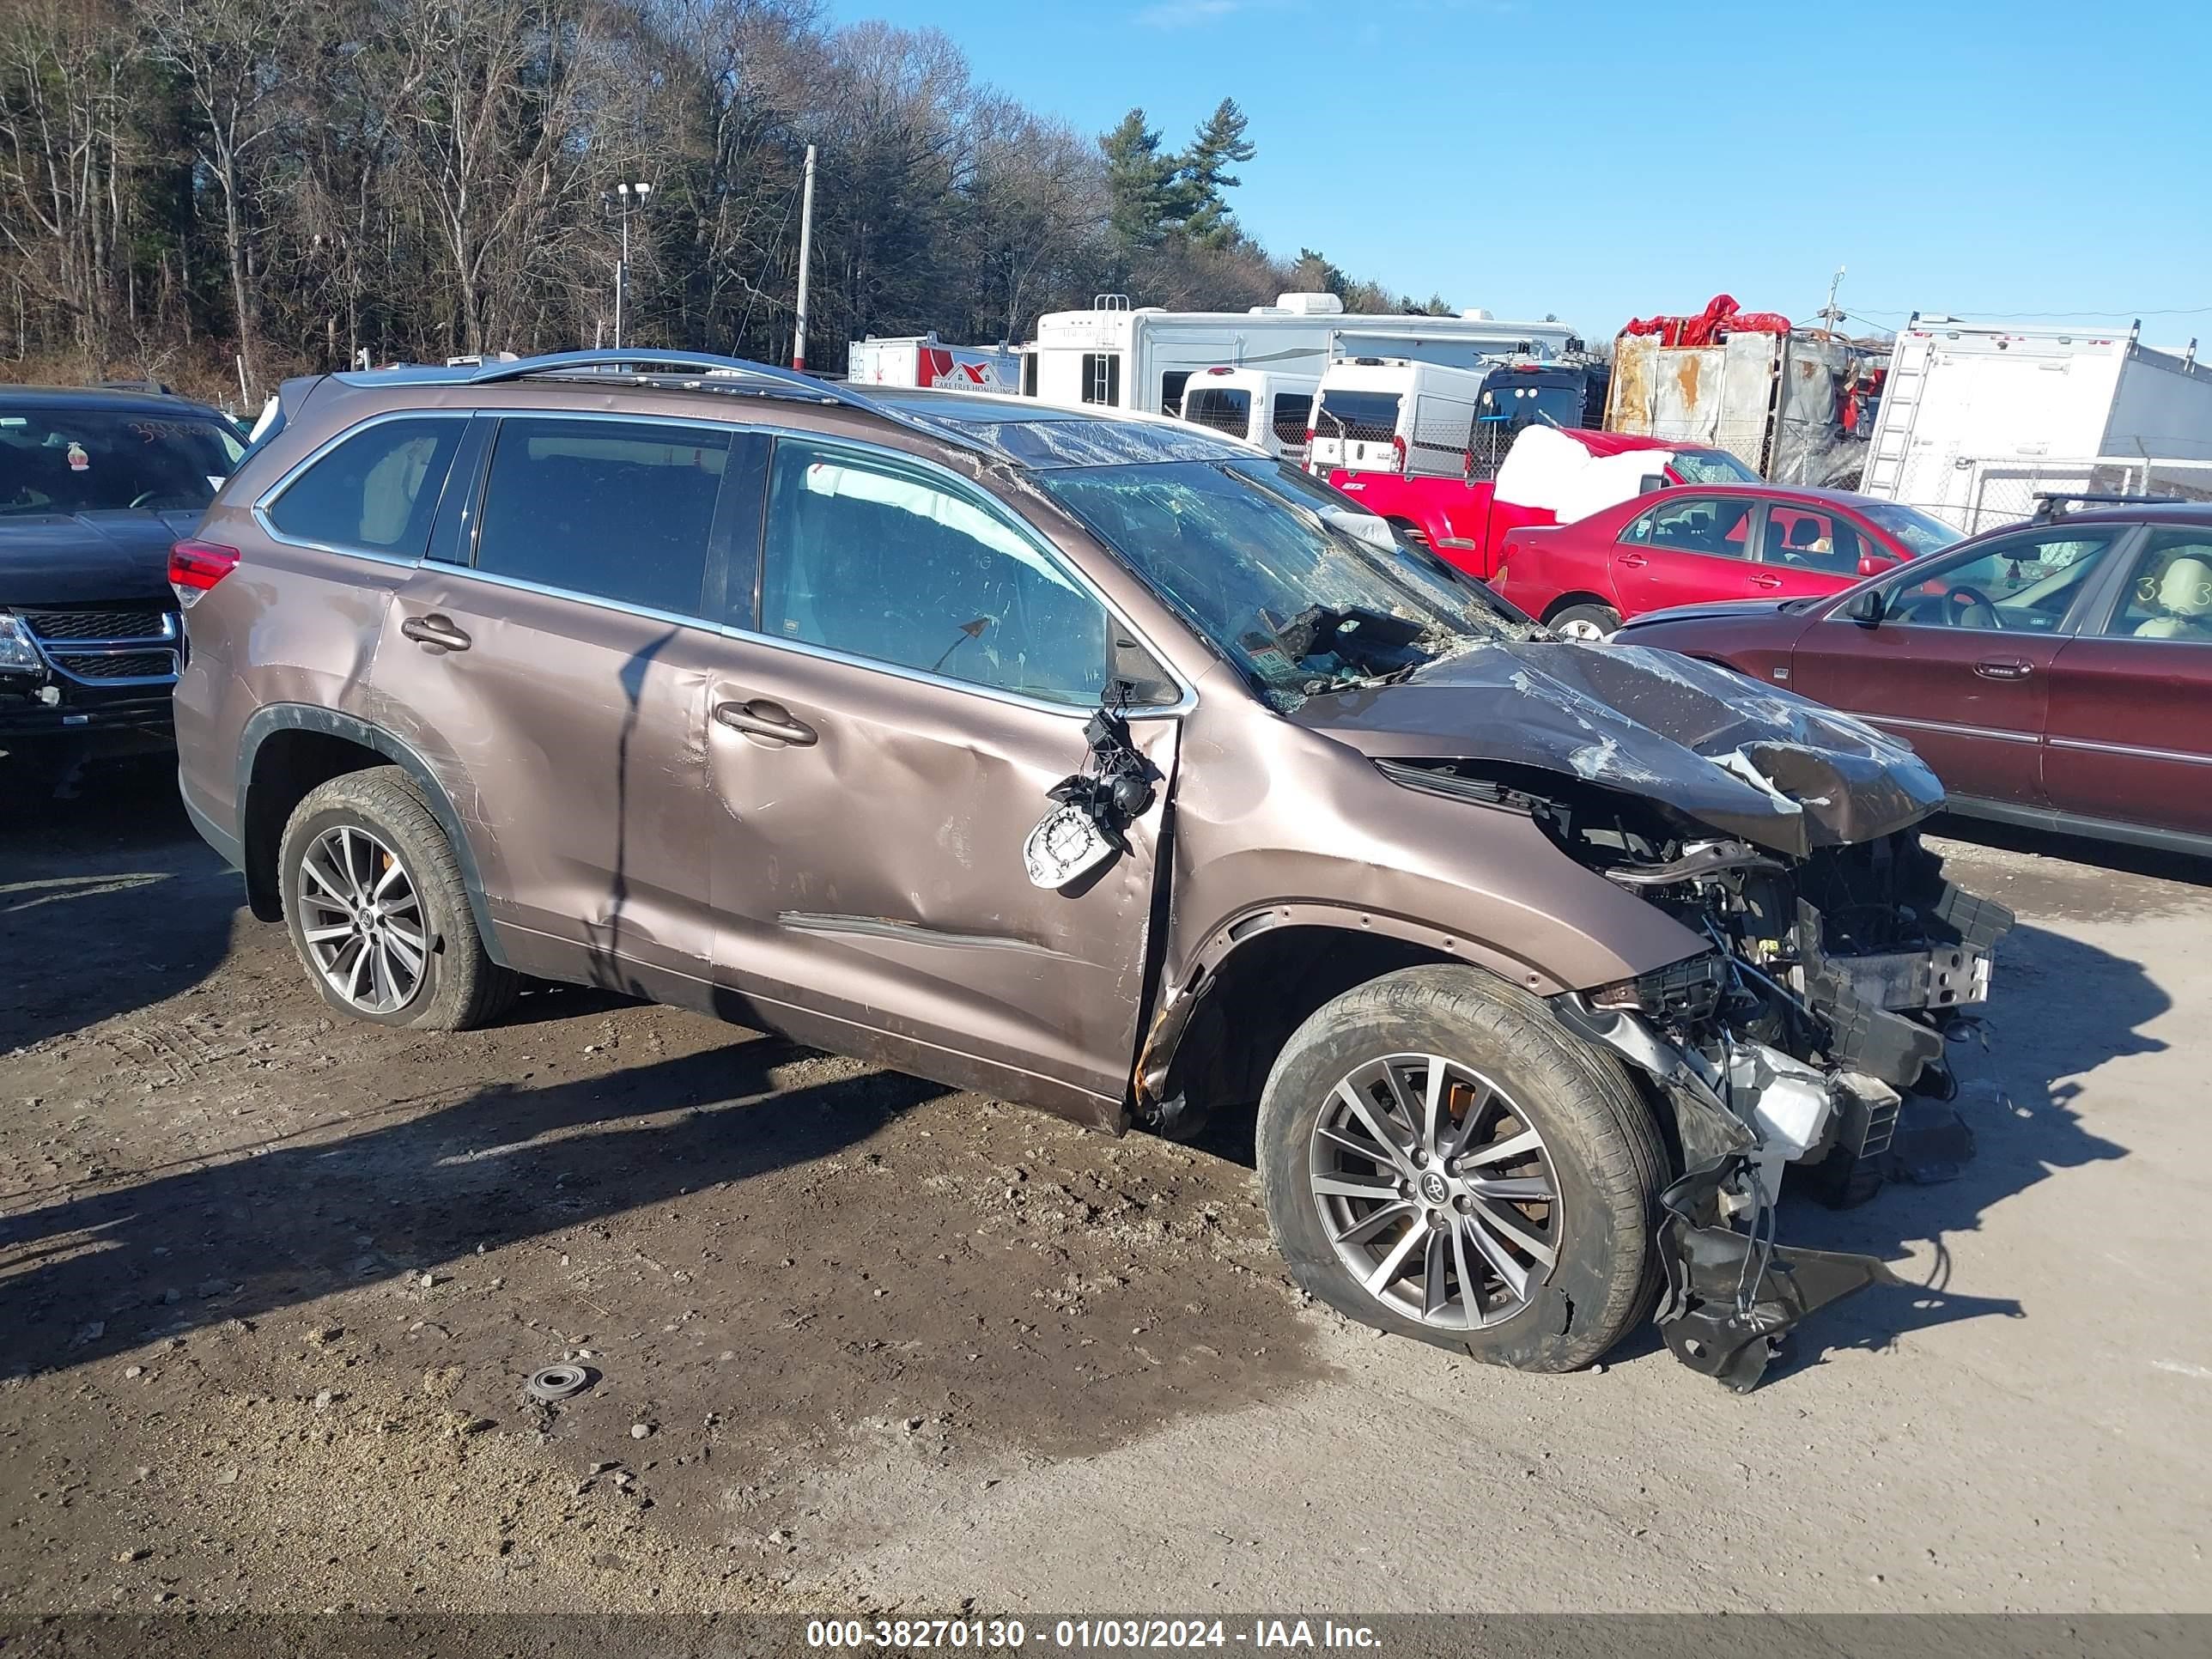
[1555,617,1607,641]
[296,824,428,1015]
[1309,1054,1562,1329]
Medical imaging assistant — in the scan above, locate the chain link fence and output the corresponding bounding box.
[1887,456,2212,535]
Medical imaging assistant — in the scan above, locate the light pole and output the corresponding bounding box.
[606,180,653,349]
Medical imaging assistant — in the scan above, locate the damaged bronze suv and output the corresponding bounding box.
[173,352,2010,1390]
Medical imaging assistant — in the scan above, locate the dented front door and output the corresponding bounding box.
[702,435,1178,1121]
[701,641,1176,1121]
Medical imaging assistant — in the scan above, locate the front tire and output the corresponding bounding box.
[277,766,519,1030]
[1549,602,1623,641]
[1256,966,1668,1372]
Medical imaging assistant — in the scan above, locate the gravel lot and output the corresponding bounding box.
[3,755,2208,1617]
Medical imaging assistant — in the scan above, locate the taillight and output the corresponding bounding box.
[1391,434,1407,471]
[169,539,240,608]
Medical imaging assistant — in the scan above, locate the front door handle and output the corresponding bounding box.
[400,612,471,651]
[714,699,817,747]
[1974,659,2033,682]
[1617,553,1649,568]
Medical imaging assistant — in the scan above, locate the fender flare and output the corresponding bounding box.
[1135,900,1566,1108]
[236,703,507,966]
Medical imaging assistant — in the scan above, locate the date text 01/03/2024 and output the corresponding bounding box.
[804,1618,1383,1649]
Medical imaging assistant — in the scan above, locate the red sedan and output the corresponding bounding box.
[1491,483,1960,640]
[1611,501,2212,856]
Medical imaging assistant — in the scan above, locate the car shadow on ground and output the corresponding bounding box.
[0,1036,949,1382]
[1758,914,2156,1379]
[0,752,241,1054]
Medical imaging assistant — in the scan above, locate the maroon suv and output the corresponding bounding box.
[1611,500,2212,857]
[170,351,2014,1390]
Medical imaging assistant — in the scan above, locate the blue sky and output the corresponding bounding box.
[826,0,2211,343]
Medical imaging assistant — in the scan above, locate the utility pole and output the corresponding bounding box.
[793,144,817,372]
[1818,264,1847,337]
[609,180,653,349]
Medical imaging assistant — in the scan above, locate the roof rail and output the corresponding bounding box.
[464,349,893,417]
[2030,489,2188,520]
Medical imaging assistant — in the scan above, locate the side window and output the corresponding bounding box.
[1273,393,1311,452]
[1159,370,1193,416]
[473,417,731,618]
[2107,530,2212,641]
[760,442,1110,708]
[1881,529,2120,634]
[1081,352,1121,406]
[1761,506,1863,574]
[1628,495,1753,558]
[265,417,463,557]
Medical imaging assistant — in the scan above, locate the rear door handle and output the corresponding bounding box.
[1617,554,1648,568]
[714,698,817,747]
[1974,659,2033,681]
[400,613,471,651]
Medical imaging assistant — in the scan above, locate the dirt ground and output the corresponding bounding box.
[3,754,2209,1619]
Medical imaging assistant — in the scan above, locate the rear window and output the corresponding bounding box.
[1314,390,1401,443]
[0,407,244,516]
[1183,386,1251,437]
[266,416,462,556]
[1273,393,1312,449]
[1669,448,1759,485]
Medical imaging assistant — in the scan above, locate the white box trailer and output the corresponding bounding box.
[846,333,1021,393]
[1030,293,1580,421]
[1861,317,2212,528]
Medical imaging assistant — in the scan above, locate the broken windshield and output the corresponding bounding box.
[1039,459,1535,708]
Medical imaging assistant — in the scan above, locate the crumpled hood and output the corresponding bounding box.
[1290,640,1945,858]
[0,509,200,606]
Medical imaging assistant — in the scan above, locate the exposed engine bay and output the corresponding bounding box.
[1464,766,2014,1391]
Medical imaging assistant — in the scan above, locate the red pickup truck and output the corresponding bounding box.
[1320,423,1759,580]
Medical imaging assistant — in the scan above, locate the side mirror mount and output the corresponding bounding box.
[1844,586,1887,626]
[1109,632,1179,708]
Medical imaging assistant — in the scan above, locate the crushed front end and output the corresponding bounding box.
[1290,641,2017,1389]
[1552,822,2012,1390]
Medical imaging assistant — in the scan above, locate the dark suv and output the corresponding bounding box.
[1,385,245,755]
[173,351,2011,1390]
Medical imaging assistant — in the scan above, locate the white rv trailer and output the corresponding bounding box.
[1029,293,1581,420]
[1862,316,2212,529]
[847,332,1021,393]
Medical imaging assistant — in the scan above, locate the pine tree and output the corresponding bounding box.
[1100,108,1180,252]
[1177,98,1255,249]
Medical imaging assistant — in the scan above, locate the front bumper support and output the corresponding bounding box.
[1654,1154,1900,1392]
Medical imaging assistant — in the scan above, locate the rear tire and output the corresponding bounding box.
[1548,602,1622,641]
[277,766,519,1031]
[1255,966,1669,1373]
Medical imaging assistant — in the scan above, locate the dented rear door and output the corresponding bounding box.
[702,437,1177,1121]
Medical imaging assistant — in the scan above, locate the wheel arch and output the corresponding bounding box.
[1540,590,1615,624]
[1133,903,1565,1139]
[236,704,503,964]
